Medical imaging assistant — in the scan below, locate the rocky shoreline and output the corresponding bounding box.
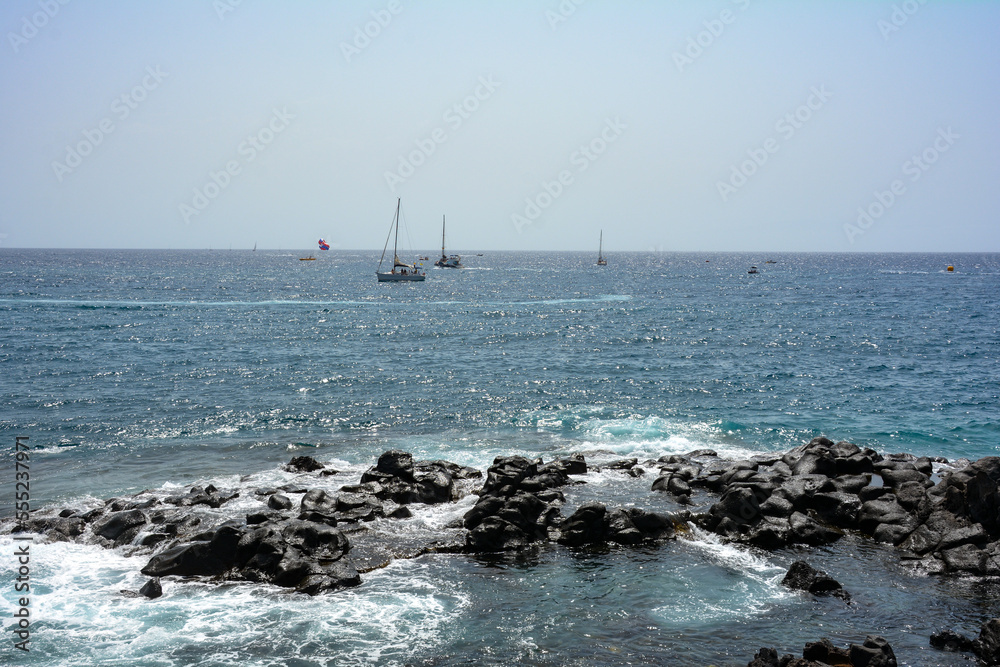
[6,438,1000,665]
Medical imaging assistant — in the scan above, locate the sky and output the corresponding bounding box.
[1,0,998,252]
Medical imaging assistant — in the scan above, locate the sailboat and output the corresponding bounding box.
[434,215,462,268]
[377,198,426,282]
[597,230,607,266]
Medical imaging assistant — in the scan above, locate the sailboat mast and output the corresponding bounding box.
[442,215,446,256]
[394,198,401,258]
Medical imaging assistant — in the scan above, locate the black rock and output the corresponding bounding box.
[781,560,850,601]
[558,502,608,547]
[930,629,974,653]
[789,511,841,546]
[93,509,147,545]
[974,618,1000,665]
[746,647,779,667]
[369,450,415,482]
[848,635,897,667]
[300,489,337,514]
[267,494,293,511]
[803,638,851,665]
[285,456,325,473]
[139,577,163,599]
[602,458,638,471]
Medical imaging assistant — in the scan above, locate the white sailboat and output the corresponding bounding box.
[597,230,607,266]
[434,215,462,268]
[377,198,426,282]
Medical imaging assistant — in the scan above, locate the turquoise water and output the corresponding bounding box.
[1,249,998,665]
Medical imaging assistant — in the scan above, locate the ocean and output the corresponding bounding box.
[1,249,998,666]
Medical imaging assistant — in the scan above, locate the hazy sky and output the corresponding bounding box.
[2,0,998,251]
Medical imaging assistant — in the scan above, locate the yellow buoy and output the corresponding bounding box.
[947,265,954,272]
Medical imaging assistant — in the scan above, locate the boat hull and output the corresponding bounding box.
[434,256,462,268]
[377,271,426,282]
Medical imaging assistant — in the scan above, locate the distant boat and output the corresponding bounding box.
[253,242,257,252]
[765,259,776,264]
[597,230,607,266]
[318,239,330,251]
[377,199,426,282]
[434,215,462,268]
[747,266,758,274]
[300,256,316,261]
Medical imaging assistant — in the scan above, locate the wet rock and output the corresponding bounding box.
[849,635,897,667]
[558,503,608,546]
[859,496,910,535]
[892,480,927,511]
[651,473,691,498]
[792,452,837,477]
[139,577,162,599]
[937,524,987,551]
[758,495,793,518]
[974,618,1000,665]
[789,512,841,546]
[872,520,917,546]
[464,491,553,552]
[781,560,850,601]
[267,494,293,511]
[777,475,835,513]
[710,486,765,527]
[836,453,876,476]
[606,508,643,545]
[802,638,851,665]
[898,524,942,556]
[413,469,454,504]
[940,544,986,574]
[374,450,416,481]
[601,457,638,471]
[285,456,325,473]
[809,491,861,527]
[686,448,718,458]
[280,520,350,560]
[832,473,872,494]
[746,647,780,667]
[930,629,974,653]
[300,489,337,515]
[938,457,1000,537]
[479,455,540,497]
[880,466,931,489]
[418,459,482,480]
[93,509,148,546]
[16,515,87,542]
[745,518,792,550]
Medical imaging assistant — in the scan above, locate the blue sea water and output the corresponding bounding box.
[1,249,998,666]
